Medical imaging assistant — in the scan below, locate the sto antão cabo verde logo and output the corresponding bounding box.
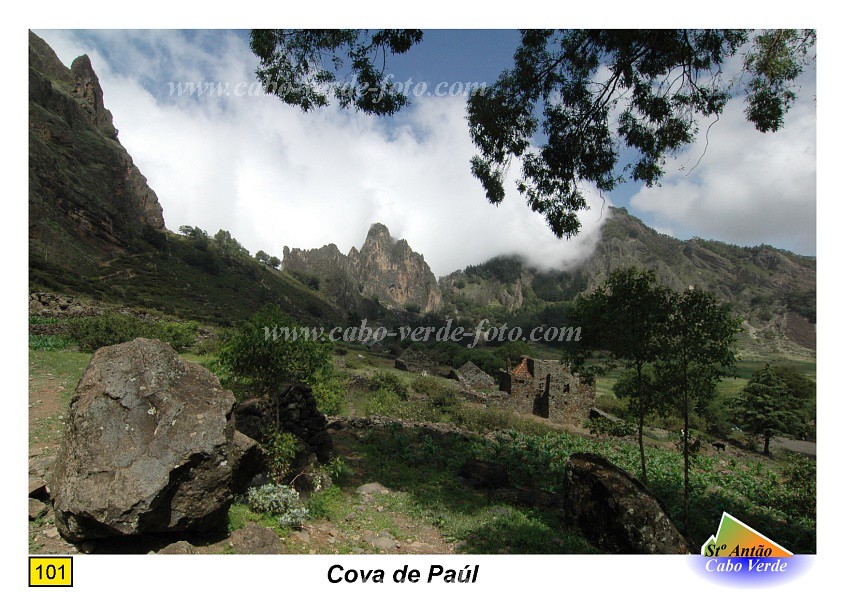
[695,512,807,586]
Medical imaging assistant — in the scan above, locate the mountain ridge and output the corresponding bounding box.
[441,206,815,350]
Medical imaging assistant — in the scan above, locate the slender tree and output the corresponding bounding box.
[566,268,671,482]
[656,286,739,534]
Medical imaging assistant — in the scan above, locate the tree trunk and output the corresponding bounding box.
[683,384,690,536]
[636,363,648,484]
[764,434,771,456]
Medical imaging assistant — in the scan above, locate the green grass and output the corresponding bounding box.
[31,231,345,327]
[310,426,597,553]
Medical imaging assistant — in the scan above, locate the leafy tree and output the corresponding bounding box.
[256,250,282,269]
[565,267,671,482]
[732,364,804,455]
[251,29,815,238]
[770,365,815,402]
[770,365,816,439]
[214,229,250,255]
[178,225,208,238]
[612,366,668,432]
[179,225,210,250]
[216,305,333,401]
[655,287,739,533]
[493,340,531,364]
[250,29,423,116]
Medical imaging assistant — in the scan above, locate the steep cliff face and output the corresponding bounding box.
[29,31,165,274]
[283,223,442,313]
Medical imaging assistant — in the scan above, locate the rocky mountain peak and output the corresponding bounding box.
[366,222,392,241]
[29,32,165,274]
[283,223,442,314]
[69,54,117,138]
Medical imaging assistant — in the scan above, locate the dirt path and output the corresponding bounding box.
[772,436,816,457]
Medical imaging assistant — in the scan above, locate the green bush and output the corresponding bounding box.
[260,429,303,482]
[29,334,74,351]
[67,313,199,352]
[411,377,459,410]
[587,416,636,438]
[67,313,143,351]
[774,455,815,520]
[246,483,309,528]
[370,372,408,400]
[363,388,402,417]
[216,305,332,394]
[192,335,223,356]
[313,373,346,416]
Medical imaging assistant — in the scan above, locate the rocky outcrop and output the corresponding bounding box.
[234,385,334,463]
[29,31,165,274]
[562,453,689,554]
[283,223,442,313]
[51,338,235,543]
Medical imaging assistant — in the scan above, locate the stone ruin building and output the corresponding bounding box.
[498,356,595,425]
[448,361,496,389]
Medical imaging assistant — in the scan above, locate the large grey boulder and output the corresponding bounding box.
[51,338,235,542]
[563,453,689,554]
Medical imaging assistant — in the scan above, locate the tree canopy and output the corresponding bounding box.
[732,364,805,455]
[250,29,815,238]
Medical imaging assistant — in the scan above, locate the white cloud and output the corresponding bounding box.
[35,29,608,277]
[629,73,816,255]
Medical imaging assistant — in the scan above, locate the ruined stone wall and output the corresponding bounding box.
[497,357,595,426]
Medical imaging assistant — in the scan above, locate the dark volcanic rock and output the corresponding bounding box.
[230,431,267,496]
[51,338,235,543]
[562,452,689,554]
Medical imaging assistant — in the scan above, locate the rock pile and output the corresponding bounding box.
[235,384,334,462]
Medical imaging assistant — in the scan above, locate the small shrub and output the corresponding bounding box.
[363,388,402,416]
[313,373,346,416]
[587,416,636,438]
[411,377,459,410]
[324,455,350,483]
[29,334,74,351]
[192,335,223,356]
[67,313,145,351]
[261,429,302,482]
[371,372,408,400]
[157,321,199,351]
[246,483,309,529]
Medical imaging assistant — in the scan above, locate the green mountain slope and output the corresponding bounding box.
[28,31,343,326]
[442,207,815,351]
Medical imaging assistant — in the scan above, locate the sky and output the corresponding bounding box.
[34,29,817,276]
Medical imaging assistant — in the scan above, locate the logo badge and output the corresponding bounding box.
[695,512,806,585]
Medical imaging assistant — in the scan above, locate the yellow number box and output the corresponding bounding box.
[29,556,73,587]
